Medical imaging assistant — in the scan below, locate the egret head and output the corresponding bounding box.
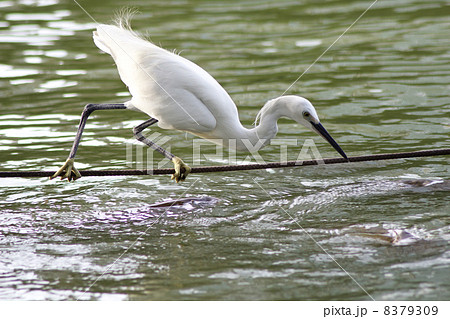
[262,95,348,159]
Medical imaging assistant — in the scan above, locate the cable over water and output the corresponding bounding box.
[0,148,448,179]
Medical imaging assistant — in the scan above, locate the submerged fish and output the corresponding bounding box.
[147,196,220,208]
[402,179,448,189]
[346,226,418,244]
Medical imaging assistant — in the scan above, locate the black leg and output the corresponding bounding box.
[133,118,191,183]
[69,103,127,159]
[133,118,175,160]
[51,103,127,181]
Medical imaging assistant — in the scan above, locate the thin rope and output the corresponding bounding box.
[0,148,448,178]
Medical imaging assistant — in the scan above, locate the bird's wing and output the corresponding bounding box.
[93,25,238,133]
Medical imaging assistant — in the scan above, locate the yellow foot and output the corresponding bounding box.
[50,158,82,182]
[171,156,191,183]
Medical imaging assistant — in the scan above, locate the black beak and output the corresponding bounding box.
[311,122,348,159]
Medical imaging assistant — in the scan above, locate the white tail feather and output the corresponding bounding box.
[93,31,111,55]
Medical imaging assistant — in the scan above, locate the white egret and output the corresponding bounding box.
[52,18,347,183]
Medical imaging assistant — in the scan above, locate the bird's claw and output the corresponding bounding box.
[171,156,191,183]
[50,158,82,182]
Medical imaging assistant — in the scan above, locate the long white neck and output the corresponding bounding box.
[196,96,310,152]
[224,101,282,152]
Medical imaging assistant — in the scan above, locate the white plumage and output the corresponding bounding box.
[92,22,346,155]
[51,17,347,183]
